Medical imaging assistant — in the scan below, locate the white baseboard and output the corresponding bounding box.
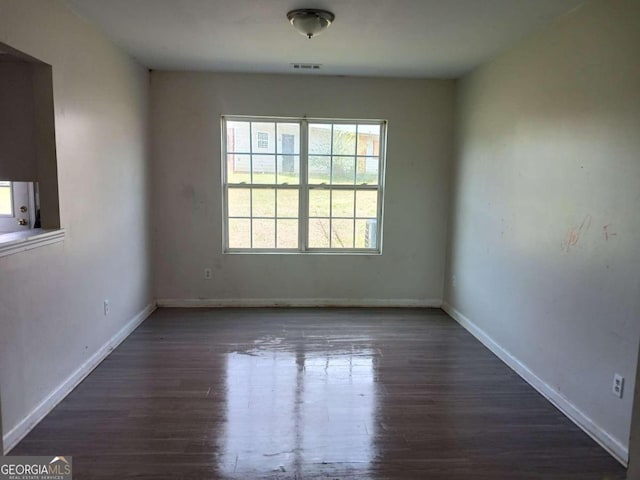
[3,302,157,454]
[157,298,442,308]
[442,302,628,467]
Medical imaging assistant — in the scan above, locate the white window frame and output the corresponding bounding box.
[221,116,386,254]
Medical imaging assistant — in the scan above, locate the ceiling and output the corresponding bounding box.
[66,0,585,78]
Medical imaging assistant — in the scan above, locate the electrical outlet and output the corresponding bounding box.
[103,300,110,316]
[204,268,212,280]
[451,276,457,287]
[612,373,624,398]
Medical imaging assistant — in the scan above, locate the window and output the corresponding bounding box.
[256,131,269,149]
[222,117,385,253]
[0,180,38,234]
[0,41,60,237]
[0,181,12,216]
[0,42,63,257]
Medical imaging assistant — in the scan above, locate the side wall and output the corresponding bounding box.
[151,73,455,306]
[445,0,640,463]
[0,0,153,450]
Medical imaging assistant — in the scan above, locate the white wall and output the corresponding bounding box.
[0,0,153,449]
[152,73,454,305]
[445,0,640,463]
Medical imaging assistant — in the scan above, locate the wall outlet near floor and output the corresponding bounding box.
[204,268,212,280]
[612,373,624,398]
[103,300,110,316]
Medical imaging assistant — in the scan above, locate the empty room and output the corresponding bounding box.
[0,0,638,478]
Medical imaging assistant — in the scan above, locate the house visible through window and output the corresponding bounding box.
[222,116,386,253]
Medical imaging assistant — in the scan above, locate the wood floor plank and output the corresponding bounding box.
[9,308,626,479]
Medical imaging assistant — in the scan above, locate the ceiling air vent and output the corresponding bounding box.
[292,63,322,70]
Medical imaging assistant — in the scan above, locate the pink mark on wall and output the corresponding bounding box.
[603,224,618,241]
[563,215,592,252]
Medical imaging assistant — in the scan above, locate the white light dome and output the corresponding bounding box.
[287,9,335,39]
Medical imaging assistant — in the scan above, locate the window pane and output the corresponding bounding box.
[252,188,275,217]
[277,155,299,184]
[331,219,354,248]
[309,123,331,155]
[332,157,355,185]
[356,157,379,185]
[309,190,330,217]
[227,154,251,183]
[277,190,298,218]
[308,218,330,248]
[253,219,275,248]
[356,190,378,217]
[252,122,276,153]
[277,219,298,249]
[333,124,356,155]
[228,188,250,217]
[308,156,330,184]
[226,121,251,152]
[252,155,276,184]
[277,123,300,155]
[228,219,251,248]
[0,182,11,216]
[356,219,377,249]
[332,190,355,218]
[357,124,381,156]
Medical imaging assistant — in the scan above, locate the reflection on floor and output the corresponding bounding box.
[11,308,626,479]
[222,340,376,476]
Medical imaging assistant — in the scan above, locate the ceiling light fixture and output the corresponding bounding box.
[286,9,335,39]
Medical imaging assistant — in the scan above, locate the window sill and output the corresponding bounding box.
[224,249,382,256]
[0,228,65,258]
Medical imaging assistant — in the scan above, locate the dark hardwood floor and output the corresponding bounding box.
[11,308,626,479]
